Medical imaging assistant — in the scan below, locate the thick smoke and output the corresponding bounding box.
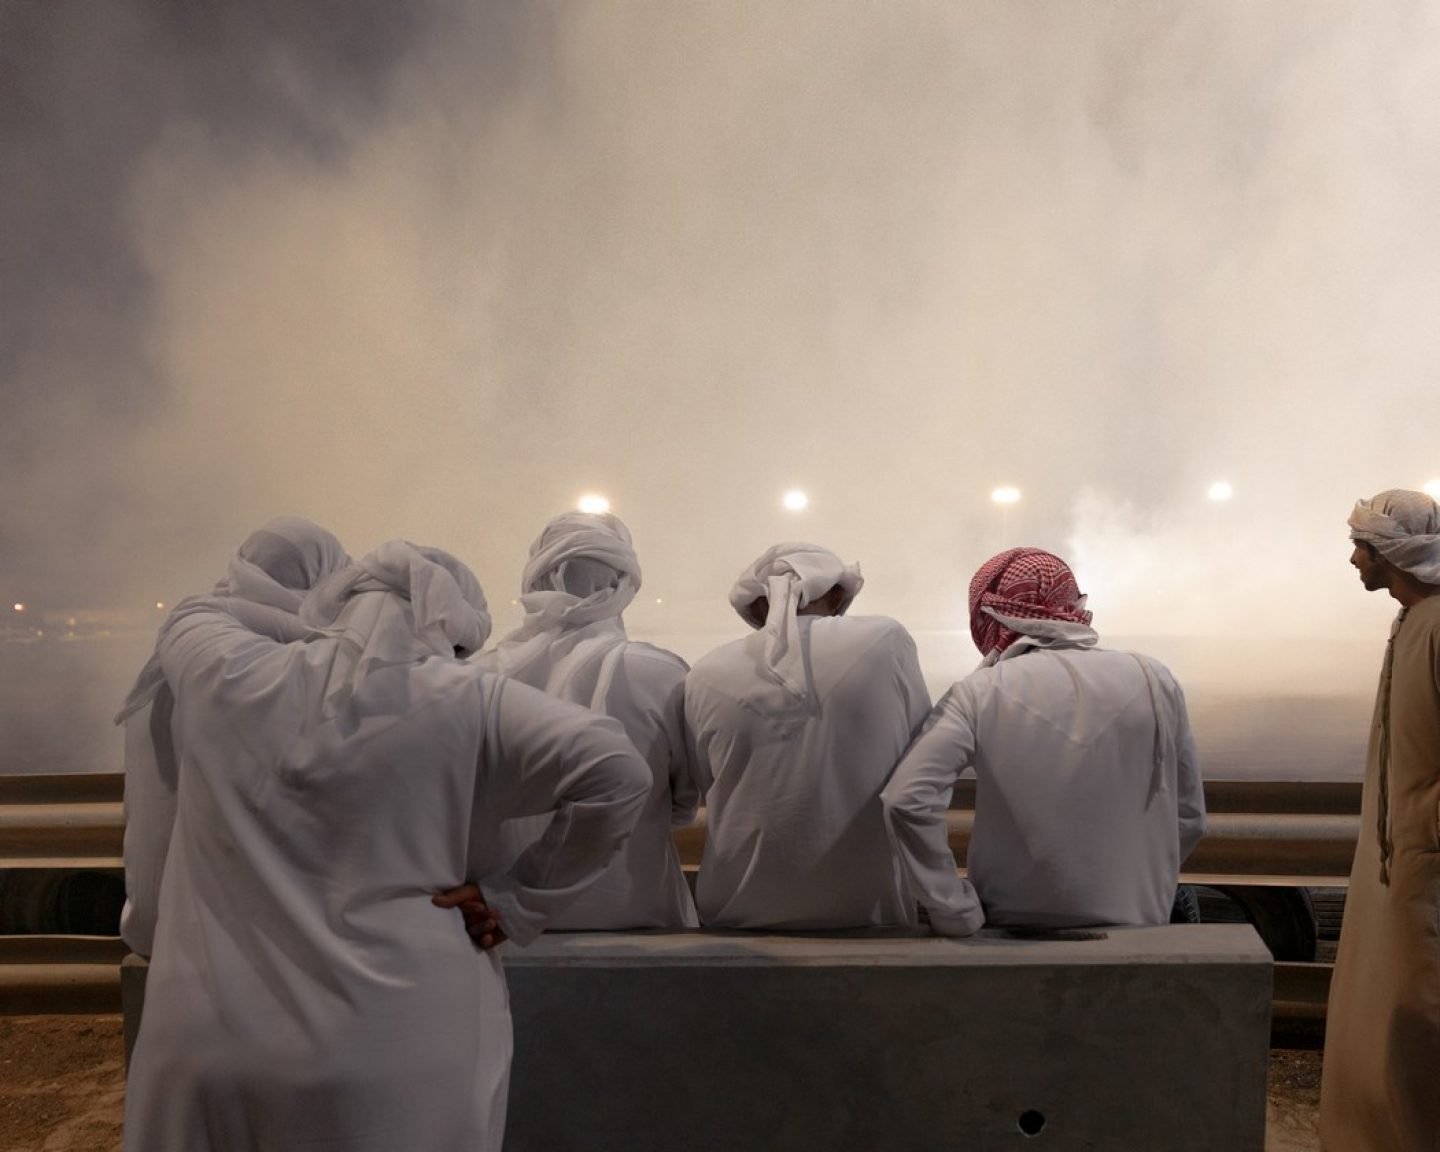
[4,1,1438,660]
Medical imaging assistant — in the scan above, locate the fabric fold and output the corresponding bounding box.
[490,512,641,679]
[727,543,863,703]
[300,540,491,719]
[116,517,348,724]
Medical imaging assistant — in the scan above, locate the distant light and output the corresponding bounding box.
[155,601,165,610]
[577,494,610,514]
[782,489,809,512]
[655,598,664,605]
[510,599,519,607]
[990,487,1021,505]
[1424,479,1440,499]
[11,603,23,613]
[66,617,77,628]
[1207,481,1234,502]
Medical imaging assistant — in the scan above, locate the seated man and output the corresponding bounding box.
[685,542,930,929]
[113,515,349,956]
[123,540,649,1152]
[882,547,1205,935]
[477,511,698,928]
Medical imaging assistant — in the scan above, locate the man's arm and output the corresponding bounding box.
[1171,686,1206,864]
[658,667,701,827]
[119,685,178,957]
[611,647,698,826]
[880,686,985,937]
[466,677,649,947]
[891,626,934,737]
[682,673,716,798]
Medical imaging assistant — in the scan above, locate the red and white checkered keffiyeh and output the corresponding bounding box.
[968,548,1092,657]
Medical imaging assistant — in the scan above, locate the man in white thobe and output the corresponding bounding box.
[476,511,698,928]
[123,541,649,1152]
[882,547,1205,935]
[114,516,349,957]
[684,542,930,929]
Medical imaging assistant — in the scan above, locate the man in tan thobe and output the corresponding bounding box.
[1321,489,1440,1152]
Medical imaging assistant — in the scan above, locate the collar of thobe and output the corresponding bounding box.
[979,611,1100,667]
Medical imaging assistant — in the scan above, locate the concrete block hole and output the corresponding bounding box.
[1017,1109,1046,1137]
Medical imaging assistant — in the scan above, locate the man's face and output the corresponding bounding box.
[1350,541,1390,592]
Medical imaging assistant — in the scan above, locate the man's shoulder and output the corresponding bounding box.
[1104,646,1183,683]
[615,640,689,681]
[813,613,916,659]
[689,634,753,674]
[818,612,912,641]
[1410,595,1440,630]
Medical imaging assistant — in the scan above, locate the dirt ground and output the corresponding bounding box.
[1,1015,1322,1151]
[0,1017,125,1152]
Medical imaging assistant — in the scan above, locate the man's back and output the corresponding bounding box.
[686,614,930,928]
[904,643,1203,929]
[484,620,698,928]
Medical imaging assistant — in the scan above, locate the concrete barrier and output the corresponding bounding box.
[504,925,1271,1151]
[123,923,1271,1151]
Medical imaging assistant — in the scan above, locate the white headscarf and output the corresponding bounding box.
[300,540,491,719]
[115,517,349,723]
[728,542,864,703]
[519,513,641,630]
[483,512,641,676]
[1348,489,1440,584]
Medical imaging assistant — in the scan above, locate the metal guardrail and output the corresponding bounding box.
[0,938,1333,1025]
[0,935,127,1014]
[0,773,1357,1019]
[0,773,1365,881]
[0,772,125,869]
[679,778,1364,887]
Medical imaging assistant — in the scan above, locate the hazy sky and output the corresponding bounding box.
[4,0,1438,644]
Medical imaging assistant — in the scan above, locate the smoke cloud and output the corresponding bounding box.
[5,0,1438,658]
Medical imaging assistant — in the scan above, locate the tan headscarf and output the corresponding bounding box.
[1348,489,1440,584]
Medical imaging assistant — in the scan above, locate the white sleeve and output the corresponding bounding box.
[682,675,715,799]
[474,676,649,946]
[659,668,700,828]
[1172,687,1206,863]
[119,687,178,957]
[880,685,985,937]
[892,626,933,738]
[615,650,698,827]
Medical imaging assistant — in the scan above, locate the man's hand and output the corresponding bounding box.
[432,883,508,950]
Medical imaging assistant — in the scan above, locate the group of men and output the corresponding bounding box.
[114,489,1440,1152]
